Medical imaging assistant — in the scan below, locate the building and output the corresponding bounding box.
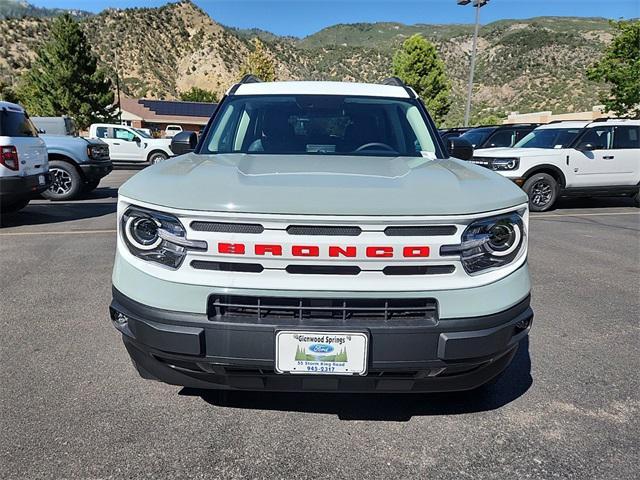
[504,106,615,124]
[119,97,217,136]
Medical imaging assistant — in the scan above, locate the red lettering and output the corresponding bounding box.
[328,246,357,258]
[255,244,283,256]
[292,245,320,257]
[403,246,430,258]
[366,246,393,258]
[218,242,245,255]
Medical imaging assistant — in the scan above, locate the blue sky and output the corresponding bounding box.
[32,0,640,37]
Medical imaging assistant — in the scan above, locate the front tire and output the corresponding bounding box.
[523,173,558,212]
[42,161,82,201]
[148,152,168,165]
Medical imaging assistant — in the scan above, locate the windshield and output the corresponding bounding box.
[514,128,583,149]
[133,128,152,138]
[202,95,439,157]
[460,128,494,148]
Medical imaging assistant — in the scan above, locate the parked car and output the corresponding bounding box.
[164,124,183,138]
[89,123,173,165]
[470,119,640,211]
[460,123,539,149]
[439,126,475,142]
[110,77,533,393]
[31,116,77,136]
[0,102,51,213]
[40,133,112,201]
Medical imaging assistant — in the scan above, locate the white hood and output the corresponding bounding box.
[474,147,567,159]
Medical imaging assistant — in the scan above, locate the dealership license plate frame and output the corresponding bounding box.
[275,330,369,376]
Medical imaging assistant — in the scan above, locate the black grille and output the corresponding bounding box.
[287,225,362,236]
[384,226,457,236]
[285,265,361,275]
[190,221,264,234]
[208,295,438,321]
[383,265,455,275]
[191,260,263,273]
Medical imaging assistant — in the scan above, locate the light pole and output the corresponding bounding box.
[458,0,489,127]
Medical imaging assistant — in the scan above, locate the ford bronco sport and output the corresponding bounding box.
[110,77,533,392]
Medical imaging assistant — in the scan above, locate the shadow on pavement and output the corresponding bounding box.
[183,338,532,421]
[0,187,118,227]
[553,195,636,210]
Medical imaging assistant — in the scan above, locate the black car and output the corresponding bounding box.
[460,124,539,149]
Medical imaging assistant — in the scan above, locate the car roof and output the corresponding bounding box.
[536,121,590,130]
[587,118,640,127]
[0,101,26,113]
[231,81,412,99]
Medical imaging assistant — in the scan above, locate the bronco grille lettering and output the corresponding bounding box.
[216,243,430,258]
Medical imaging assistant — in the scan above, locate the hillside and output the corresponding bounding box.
[0,0,90,19]
[0,0,616,125]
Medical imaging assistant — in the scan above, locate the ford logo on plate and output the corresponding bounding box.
[309,343,334,354]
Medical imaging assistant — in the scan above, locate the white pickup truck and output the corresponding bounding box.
[88,124,173,165]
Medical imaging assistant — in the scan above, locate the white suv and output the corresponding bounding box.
[88,124,173,165]
[472,120,640,211]
[0,101,50,214]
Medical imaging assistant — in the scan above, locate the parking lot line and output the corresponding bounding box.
[532,211,639,219]
[0,229,116,237]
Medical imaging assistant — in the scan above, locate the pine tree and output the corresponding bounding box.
[240,38,277,82]
[16,13,115,129]
[392,34,451,123]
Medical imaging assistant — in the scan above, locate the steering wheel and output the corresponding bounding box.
[354,142,397,153]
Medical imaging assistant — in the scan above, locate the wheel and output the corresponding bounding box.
[42,161,83,201]
[83,179,100,192]
[523,173,559,212]
[0,198,30,214]
[148,152,168,165]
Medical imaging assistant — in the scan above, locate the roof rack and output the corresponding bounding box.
[381,77,416,99]
[228,74,263,95]
[590,117,632,122]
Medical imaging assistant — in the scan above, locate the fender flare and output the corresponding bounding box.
[521,164,567,188]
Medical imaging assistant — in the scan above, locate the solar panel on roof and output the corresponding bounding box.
[139,100,217,118]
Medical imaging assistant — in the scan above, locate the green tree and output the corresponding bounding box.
[588,20,640,118]
[240,38,277,82]
[392,34,451,123]
[16,13,114,128]
[0,81,19,103]
[179,86,218,103]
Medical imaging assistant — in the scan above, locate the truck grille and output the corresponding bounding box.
[208,295,438,322]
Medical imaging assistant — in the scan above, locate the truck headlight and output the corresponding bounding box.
[491,158,519,171]
[121,207,207,268]
[459,211,526,274]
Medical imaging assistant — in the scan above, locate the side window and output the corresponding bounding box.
[612,126,640,149]
[485,129,516,148]
[95,127,109,138]
[514,129,531,143]
[577,127,613,150]
[114,128,135,141]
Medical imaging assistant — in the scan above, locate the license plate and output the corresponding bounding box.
[38,175,45,185]
[275,331,368,375]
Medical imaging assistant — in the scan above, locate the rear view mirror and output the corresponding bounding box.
[447,137,474,160]
[170,131,198,155]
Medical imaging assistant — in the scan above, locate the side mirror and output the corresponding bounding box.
[447,137,474,160]
[134,136,141,143]
[578,142,597,151]
[170,131,198,155]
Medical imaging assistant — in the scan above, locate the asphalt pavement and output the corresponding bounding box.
[1,168,638,479]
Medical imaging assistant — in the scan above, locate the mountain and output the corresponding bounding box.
[0,0,91,19]
[0,0,616,125]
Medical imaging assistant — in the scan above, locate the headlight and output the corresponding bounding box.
[459,211,527,274]
[121,207,207,268]
[491,157,519,171]
[87,145,106,159]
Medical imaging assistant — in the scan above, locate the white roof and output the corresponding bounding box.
[0,101,25,113]
[231,81,412,99]
[536,121,590,130]
[588,119,640,126]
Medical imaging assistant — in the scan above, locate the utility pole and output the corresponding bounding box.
[458,0,490,127]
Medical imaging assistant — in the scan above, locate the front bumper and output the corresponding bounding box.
[79,160,113,181]
[0,172,52,200]
[110,288,533,392]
